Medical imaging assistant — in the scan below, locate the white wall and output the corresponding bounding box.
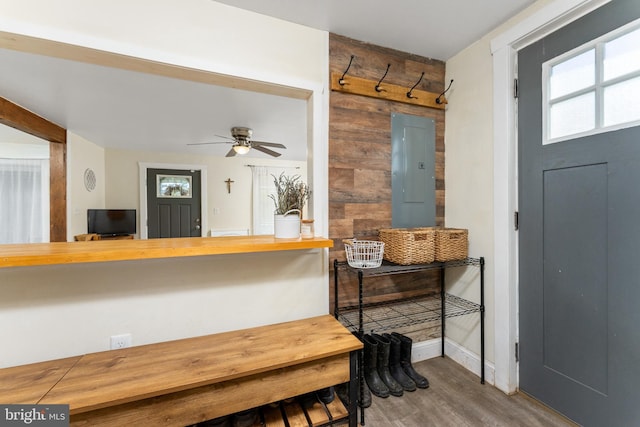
[66,139,307,239]
[444,36,496,365]
[105,147,306,235]
[0,250,327,368]
[0,0,326,86]
[0,125,50,149]
[0,142,48,158]
[0,0,329,368]
[443,0,551,371]
[67,132,106,239]
[444,0,586,385]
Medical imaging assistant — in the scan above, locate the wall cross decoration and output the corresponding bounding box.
[225,178,235,194]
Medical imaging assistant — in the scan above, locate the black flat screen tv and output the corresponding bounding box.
[87,209,136,236]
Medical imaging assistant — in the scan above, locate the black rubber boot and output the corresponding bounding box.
[392,332,430,389]
[360,379,372,407]
[355,356,372,408]
[336,381,371,408]
[349,332,371,407]
[384,333,417,392]
[197,415,232,427]
[371,334,403,397]
[363,334,390,398]
[231,409,258,427]
[316,386,335,404]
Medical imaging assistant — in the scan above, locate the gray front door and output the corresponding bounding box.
[391,113,436,228]
[518,1,640,425]
[147,168,202,238]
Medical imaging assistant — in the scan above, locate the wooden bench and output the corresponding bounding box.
[0,315,362,426]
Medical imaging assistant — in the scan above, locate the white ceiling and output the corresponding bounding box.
[214,0,537,60]
[0,47,308,161]
[1,0,535,161]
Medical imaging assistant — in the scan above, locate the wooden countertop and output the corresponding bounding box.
[0,235,333,268]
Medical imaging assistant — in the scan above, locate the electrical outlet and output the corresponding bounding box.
[110,333,132,350]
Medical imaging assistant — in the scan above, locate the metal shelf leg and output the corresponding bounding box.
[441,267,445,357]
[480,256,485,384]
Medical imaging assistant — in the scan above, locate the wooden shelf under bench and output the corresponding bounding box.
[0,235,333,268]
[0,315,361,426]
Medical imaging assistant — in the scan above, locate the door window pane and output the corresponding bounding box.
[604,27,640,81]
[604,76,640,127]
[549,92,595,139]
[550,50,595,99]
[543,22,640,144]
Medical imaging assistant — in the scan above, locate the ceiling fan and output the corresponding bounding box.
[187,127,286,157]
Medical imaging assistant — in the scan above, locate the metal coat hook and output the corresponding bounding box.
[407,72,425,99]
[375,64,391,92]
[436,79,454,104]
[339,55,355,85]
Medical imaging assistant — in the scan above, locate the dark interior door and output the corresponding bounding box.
[518,1,640,425]
[147,168,201,238]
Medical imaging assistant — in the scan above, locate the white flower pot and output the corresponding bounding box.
[274,209,301,239]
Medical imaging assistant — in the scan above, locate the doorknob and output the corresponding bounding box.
[195,225,201,230]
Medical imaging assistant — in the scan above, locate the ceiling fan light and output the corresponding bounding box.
[233,145,250,155]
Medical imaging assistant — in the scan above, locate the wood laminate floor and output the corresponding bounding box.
[362,357,577,427]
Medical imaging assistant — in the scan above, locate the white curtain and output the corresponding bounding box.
[0,158,50,243]
[251,166,288,235]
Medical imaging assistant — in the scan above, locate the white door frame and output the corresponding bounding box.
[490,0,611,394]
[138,162,208,239]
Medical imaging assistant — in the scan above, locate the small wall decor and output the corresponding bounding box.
[157,175,192,198]
[84,168,96,192]
[225,178,235,194]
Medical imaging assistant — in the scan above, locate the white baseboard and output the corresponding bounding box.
[411,337,442,361]
[412,338,496,386]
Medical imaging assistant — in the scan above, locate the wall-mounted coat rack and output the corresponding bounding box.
[330,71,447,110]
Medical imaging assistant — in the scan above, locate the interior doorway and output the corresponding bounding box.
[138,162,207,239]
[147,168,201,238]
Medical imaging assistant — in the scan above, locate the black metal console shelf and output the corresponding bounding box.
[333,257,485,383]
[336,293,481,333]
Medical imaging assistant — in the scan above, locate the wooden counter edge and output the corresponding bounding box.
[0,236,334,268]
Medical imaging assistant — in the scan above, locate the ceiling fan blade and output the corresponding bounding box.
[251,140,286,149]
[252,144,282,157]
[225,147,237,157]
[186,141,231,146]
[215,134,237,142]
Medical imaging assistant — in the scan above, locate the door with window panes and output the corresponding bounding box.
[518,1,640,425]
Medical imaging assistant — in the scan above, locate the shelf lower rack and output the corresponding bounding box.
[337,293,481,334]
[333,256,485,385]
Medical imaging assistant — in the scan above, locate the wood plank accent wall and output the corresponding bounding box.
[329,34,446,315]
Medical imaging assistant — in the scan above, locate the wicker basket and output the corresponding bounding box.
[378,228,436,265]
[343,239,385,268]
[433,228,468,261]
